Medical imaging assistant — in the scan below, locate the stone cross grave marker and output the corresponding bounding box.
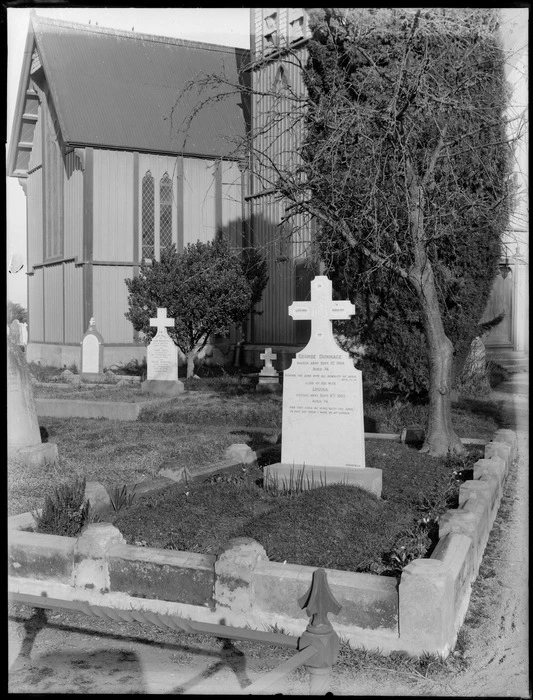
[260,348,278,376]
[147,308,178,381]
[81,318,104,378]
[265,275,381,496]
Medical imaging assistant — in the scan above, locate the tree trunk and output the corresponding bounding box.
[409,260,465,456]
[186,350,196,379]
[407,170,464,457]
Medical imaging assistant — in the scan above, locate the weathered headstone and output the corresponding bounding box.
[81,318,105,381]
[8,336,58,467]
[141,308,184,396]
[19,321,28,347]
[256,347,281,392]
[10,319,21,344]
[264,276,381,496]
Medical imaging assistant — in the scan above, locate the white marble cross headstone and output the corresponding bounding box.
[150,308,175,335]
[260,347,278,376]
[288,276,355,342]
[146,308,178,382]
[280,275,366,472]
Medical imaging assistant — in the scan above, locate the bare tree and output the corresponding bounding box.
[172,7,525,456]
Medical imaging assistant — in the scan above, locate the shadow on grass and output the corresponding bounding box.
[454,397,507,428]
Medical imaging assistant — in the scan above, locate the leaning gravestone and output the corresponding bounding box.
[264,275,381,496]
[80,318,105,381]
[141,308,184,396]
[8,335,58,467]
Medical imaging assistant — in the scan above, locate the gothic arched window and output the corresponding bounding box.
[141,171,155,260]
[159,172,173,254]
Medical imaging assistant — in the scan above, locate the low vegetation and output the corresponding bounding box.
[11,360,507,577]
[112,441,482,576]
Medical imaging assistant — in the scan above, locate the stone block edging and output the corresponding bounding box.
[8,428,516,658]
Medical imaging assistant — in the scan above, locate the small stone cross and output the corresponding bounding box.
[288,276,354,341]
[260,347,277,371]
[150,308,175,335]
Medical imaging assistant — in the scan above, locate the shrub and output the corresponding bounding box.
[33,477,99,537]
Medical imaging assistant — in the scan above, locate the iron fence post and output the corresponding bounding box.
[298,568,342,695]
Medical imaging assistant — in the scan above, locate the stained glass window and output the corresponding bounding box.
[159,172,173,254]
[142,171,155,261]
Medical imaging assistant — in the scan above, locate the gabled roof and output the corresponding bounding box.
[8,14,250,177]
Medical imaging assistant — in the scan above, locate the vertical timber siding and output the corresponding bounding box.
[251,194,295,345]
[26,168,43,268]
[93,265,135,344]
[221,160,242,248]
[93,150,135,261]
[63,151,85,260]
[183,158,217,244]
[28,268,44,342]
[250,192,315,346]
[28,103,43,171]
[43,264,64,343]
[64,263,84,343]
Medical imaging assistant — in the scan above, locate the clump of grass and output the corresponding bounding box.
[108,484,137,513]
[365,397,428,434]
[364,395,500,439]
[487,360,511,388]
[106,358,146,378]
[28,360,79,382]
[33,477,99,537]
[140,393,282,428]
[335,640,462,680]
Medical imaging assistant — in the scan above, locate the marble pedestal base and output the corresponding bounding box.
[263,463,382,497]
[141,379,184,396]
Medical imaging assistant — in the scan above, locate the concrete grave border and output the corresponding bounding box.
[8,428,516,658]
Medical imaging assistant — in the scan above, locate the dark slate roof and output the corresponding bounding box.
[9,14,250,175]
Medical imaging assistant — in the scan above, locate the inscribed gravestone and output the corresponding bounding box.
[142,308,184,396]
[147,308,178,380]
[81,318,104,378]
[10,319,21,344]
[265,275,381,496]
[259,348,278,377]
[8,336,58,467]
[257,347,281,393]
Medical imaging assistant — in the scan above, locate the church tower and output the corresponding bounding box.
[245,9,316,362]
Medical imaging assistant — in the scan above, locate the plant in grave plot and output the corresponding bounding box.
[108,484,137,513]
[33,477,100,537]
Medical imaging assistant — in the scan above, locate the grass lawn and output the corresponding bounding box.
[11,364,509,576]
[33,383,148,402]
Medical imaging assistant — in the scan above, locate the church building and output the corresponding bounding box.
[8,9,528,371]
[7,13,249,368]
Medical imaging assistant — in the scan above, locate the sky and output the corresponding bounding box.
[6,7,251,307]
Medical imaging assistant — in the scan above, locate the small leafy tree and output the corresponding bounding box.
[8,301,28,324]
[125,238,267,378]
